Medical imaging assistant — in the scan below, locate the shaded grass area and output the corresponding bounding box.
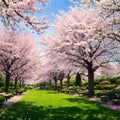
[0,90,120,120]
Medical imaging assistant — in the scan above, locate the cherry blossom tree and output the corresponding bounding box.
[39,49,77,90]
[41,7,119,97]
[0,0,49,33]
[96,62,120,78]
[71,0,120,42]
[0,29,40,92]
[39,52,62,90]
[60,63,76,88]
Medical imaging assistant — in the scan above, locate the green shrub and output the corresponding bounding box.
[82,81,88,89]
[100,80,110,85]
[0,76,5,87]
[68,86,74,90]
[94,77,111,85]
[116,79,120,84]
[61,88,66,93]
[0,96,5,106]
[63,80,68,86]
[0,88,2,93]
[25,85,34,90]
[99,89,120,100]
[110,76,120,84]
[95,90,103,97]
[82,90,88,96]
[95,84,116,90]
[69,77,75,86]
[15,88,25,95]
[9,81,15,87]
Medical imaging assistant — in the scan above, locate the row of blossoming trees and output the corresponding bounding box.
[0,30,41,92]
[0,0,49,93]
[39,0,120,97]
[0,0,119,98]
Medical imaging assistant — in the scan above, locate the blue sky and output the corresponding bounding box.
[33,0,75,39]
[41,0,75,23]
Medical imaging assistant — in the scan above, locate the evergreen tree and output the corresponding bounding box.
[75,72,82,87]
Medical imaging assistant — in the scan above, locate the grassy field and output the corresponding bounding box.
[0,90,120,120]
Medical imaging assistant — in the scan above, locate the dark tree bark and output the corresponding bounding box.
[49,79,52,89]
[67,75,70,88]
[60,79,63,90]
[5,72,11,93]
[14,79,18,89]
[87,62,95,97]
[59,72,64,91]
[54,79,58,91]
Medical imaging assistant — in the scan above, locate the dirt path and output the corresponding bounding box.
[74,94,120,111]
[89,97,120,111]
[4,94,25,107]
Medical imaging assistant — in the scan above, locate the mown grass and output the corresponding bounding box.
[0,90,120,120]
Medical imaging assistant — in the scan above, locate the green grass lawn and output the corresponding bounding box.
[0,90,120,120]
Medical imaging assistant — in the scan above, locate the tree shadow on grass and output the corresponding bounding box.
[64,97,99,105]
[35,89,59,94]
[0,99,120,120]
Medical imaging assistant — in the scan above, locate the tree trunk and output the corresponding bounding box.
[87,61,95,98]
[19,80,22,88]
[60,79,63,90]
[5,73,10,93]
[49,79,52,88]
[43,81,46,88]
[67,76,70,88]
[88,69,95,97]
[14,79,18,89]
[54,79,57,91]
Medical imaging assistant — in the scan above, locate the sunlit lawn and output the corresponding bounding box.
[0,89,120,120]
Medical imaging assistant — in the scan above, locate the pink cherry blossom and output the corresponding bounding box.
[0,0,49,33]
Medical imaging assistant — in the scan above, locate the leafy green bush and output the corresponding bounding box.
[106,89,120,100]
[110,76,120,84]
[69,77,75,86]
[68,86,74,90]
[95,90,105,97]
[95,84,116,90]
[100,80,110,85]
[63,80,68,86]
[96,89,120,100]
[82,90,88,96]
[25,85,34,90]
[0,88,3,93]
[61,88,66,93]
[94,77,110,85]
[0,76,5,87]
[82,81,88,89]
[15,88,25,95]
[0,96,5,106]
[116,79,120,84]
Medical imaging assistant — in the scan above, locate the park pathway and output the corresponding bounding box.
[4,94,25,106]
[74,93,120,111]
